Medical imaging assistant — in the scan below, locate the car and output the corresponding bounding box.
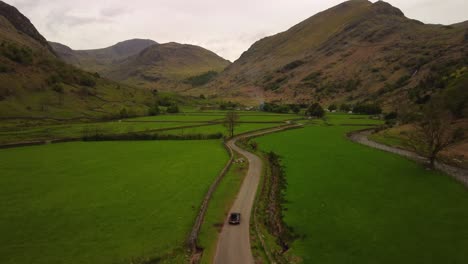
[229,212,241,225]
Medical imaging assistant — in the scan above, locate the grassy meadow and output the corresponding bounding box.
[256,114,468,263]
[0,111,298,144]
[0,140,229,263]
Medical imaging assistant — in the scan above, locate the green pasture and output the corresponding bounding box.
[0,140,228,264]
[255,115,468,263]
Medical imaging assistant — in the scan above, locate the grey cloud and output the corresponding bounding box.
[5,0,468,61]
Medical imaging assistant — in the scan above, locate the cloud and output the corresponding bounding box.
[6,0,468,61]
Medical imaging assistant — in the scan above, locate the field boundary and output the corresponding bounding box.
[187,140,235,262]
[348,128,468,188]
[187,124,303,263]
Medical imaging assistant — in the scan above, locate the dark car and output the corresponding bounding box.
[229,212,241,225]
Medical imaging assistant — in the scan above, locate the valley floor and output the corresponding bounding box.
[256,115,468,263]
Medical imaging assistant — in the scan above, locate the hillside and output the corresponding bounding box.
[51,40,231,92]
[195,0,468,110]
[106,42,231,90]
[0,1,154,121]
[49,39,158,72]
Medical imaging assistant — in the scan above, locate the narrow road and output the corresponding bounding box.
[214,125,300,264]
[349,129,468,188]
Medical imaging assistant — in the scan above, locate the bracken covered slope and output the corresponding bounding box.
[51,40,231,92]
[196,0,468,109]
[0,1,153,120]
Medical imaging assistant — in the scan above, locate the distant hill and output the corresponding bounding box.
[106,42,231,90]
[0,1,154,120]
[195,0,468,110]
[49,39,158,72]
[51,40,231,91]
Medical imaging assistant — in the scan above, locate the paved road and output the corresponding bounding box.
[214,125,299,264]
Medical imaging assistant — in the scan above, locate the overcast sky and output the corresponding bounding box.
[7,0,468,61]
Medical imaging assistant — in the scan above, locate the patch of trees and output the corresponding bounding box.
[185,71,218,87]
[265,76,289,91]
[279,60,305,72]
[262,103,290,113]
[340,103,352,112]
[148,103,161,116]
[0,41,33,64]
[353,103,382,115]
[166,104,180,113]
[219,101,239,110]
[305,103,325,118]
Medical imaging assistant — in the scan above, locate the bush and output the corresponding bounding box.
[167,104,180,113]
[79,75,96,87]
[185,71,218,87]
[262,103,290,113]
[340,103,352,112]
[120,108,129,118]
[328,104,337,111]
[280,60,305,72]
[148,103,161,116]
[0,42,33,64]
[353,103,382,115]
[290,104,301,114]
[306,103,325,118]
[52,83,64,93]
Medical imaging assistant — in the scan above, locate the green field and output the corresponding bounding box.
[0,140,229,263]
[256,115,468,263]
[0,112,298,144]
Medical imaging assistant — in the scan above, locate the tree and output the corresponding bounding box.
[328,104,337,111]
[340,103,352,112]
[306,103,325,118]
[148,103,160,116]
[406,99,464,168]
[167,104,180,113]
[290,104,301,114]
[223,111,240,138]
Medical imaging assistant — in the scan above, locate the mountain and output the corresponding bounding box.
[49,39,158,72]
[105,42,231,90]
[0,1,153,120]
[51,40,231,91]
[197,0,468,109]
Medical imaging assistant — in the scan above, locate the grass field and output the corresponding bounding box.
[256,115,468,263]
[0,140,229,264]
[0,112,298,144]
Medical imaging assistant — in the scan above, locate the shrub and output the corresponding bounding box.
[280,60,305,72]
[0,42,33,64]
[119,108,129,118]
[340,103,352,112]
[306,103,325,118]
[185,71,218,87]
[167,104,180,113]
[148,103,161,116]
[52,83,64,93]
[328,104,337,111]
[353,103,382,115]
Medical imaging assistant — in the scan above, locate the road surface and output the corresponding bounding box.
[214,125,299,264]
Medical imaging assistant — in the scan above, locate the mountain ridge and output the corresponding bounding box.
[193,0,467,110]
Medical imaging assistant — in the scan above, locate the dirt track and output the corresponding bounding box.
[213,125,300,264]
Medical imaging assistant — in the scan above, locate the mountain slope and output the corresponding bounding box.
[51,40,231,91]
[106,42,231,90]
[49,39,158,73]
[0,1,153,120]
[198,0,468,109]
